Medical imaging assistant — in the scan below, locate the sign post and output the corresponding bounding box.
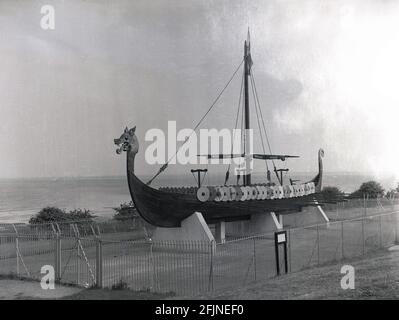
[274,230,288,276]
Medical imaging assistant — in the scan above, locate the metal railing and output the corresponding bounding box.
[0,200,398,296]
[288,210,398,272]
[0,217,150,241]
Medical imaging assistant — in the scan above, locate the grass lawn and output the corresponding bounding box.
[2,247,399,299]
[193,247,399,299]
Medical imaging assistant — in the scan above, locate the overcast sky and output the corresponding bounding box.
[0,0,398,182]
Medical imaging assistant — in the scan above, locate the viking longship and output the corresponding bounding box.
[114,31,334,228]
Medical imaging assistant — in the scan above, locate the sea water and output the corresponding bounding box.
[0,173,396,223]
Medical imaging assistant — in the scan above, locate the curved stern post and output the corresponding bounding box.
[315,148,324,192]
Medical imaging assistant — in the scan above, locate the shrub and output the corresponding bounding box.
[29,207,67,224]
[386,183,399,199]
[321,186,344,198]
[113,201,139,221]
[68,208,96,221]
[350,181,385,199]
[29,206,95,224]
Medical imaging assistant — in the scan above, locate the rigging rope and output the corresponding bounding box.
[250,72,274,158]
[250,69,269,174]
[190,171,197,184]
[200,170,207,187]
[250,71,282,184]
[146,58,245,185]
[225,68,245,185]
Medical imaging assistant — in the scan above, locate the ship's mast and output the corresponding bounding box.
[243,31,252,186]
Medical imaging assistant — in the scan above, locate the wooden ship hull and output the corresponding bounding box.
[127,154,325,228]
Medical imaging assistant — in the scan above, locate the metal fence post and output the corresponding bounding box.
[364,194,367,217]
[96,239,103,288]
[379,216,382,248]
[362,216,365,255]
[55,234,61,282]
[288,229,292,272]
[253,237,256,280]
[317,224,320,266]
[395,212,398,244]
[76,241,80,285]
[15,235,19,275]
[55,223,61,236]
[50,223,57,238]
[341,221,344,259]
[336,203,339,220]
[12,224,19,275]
[208,241,214,292]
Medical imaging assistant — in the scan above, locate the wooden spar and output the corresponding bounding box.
[198,153,299,160]
[191,168,207,188]
[244,33,251,186]
[275,168,289,186]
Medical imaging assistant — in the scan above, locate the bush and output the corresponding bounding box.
[386,183,399,199]
[29,206,95,224]
[321,186,344,198]
[350,181,385,199]
[68,208,96,221]
[113,201,139,221]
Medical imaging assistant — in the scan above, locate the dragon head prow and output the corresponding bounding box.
[114,126,139,155]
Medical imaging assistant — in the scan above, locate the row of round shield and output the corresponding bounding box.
[196,183,316,202]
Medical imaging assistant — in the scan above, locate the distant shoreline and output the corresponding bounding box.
[0,173,397,225]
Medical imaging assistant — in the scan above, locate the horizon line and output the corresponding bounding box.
[0,171,396,181]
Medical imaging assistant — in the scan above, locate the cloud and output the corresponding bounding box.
[0,0,397,187]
